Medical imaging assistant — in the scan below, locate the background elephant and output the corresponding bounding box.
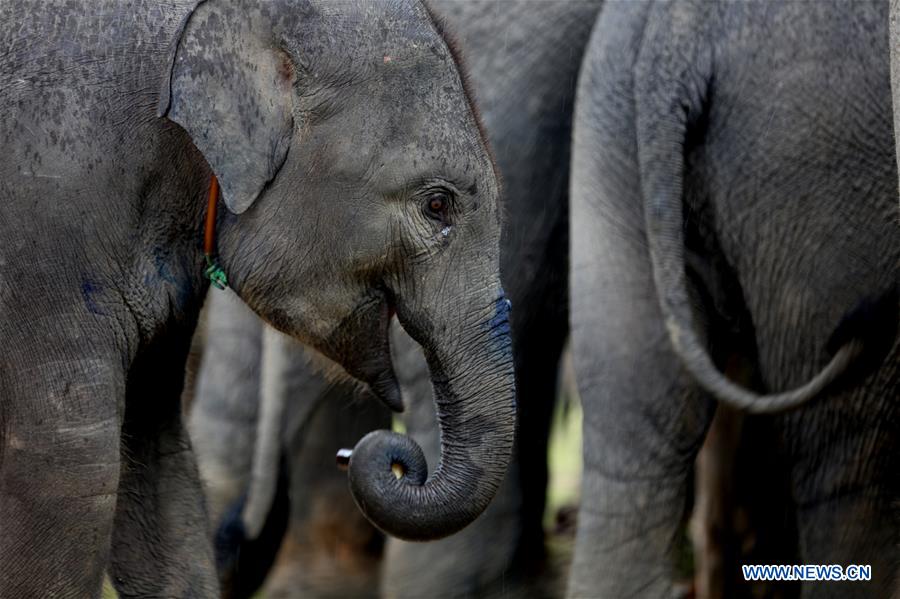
[189,289,390,599]
[570,1,898,597]
[188,1,601,597]
[0,1,516,596]
[383,1,601,597]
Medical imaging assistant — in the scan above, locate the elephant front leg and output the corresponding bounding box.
[0,354,123,598]
[108,333,218,598]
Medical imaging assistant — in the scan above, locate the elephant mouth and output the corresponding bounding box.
[322,291,405,413]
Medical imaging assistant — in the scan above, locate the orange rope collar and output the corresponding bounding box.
[203,175,228,289]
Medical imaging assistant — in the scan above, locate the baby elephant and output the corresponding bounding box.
[0,1,516,597]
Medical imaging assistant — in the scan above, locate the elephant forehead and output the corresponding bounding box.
[285,0,454,78]
[299,112,487,193]
[309,0,442,44]
[294,80,488,184]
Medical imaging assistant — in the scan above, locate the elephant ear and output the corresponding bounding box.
[158,0,295,214]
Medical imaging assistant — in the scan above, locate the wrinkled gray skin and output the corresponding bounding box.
[0,1,516,596]
[384,2,601,598]
[190,2,601,597]
[570,1,898,597]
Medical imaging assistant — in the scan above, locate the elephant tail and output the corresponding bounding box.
[238,325,293,540]
[632,14,867,414]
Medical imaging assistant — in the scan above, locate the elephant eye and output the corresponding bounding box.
[423,191,451,222]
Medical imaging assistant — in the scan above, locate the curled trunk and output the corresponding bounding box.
[346,289,517,540]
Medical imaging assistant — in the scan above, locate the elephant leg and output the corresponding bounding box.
[781,341,900,598]
[509,257,570,580]
[568,5,716,593]
[569,254,714,598]
[568,81,715,595]
[264,381,389,599]
[189,289,264,523]
[0,351,122,598]
[108,331,218,598]
[691,405,743,599]
[692,408,798,599]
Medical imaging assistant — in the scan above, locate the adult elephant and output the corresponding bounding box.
[570,1,898,597]
[0,0,516,597]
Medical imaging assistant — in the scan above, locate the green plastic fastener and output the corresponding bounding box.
[204,255,228,290]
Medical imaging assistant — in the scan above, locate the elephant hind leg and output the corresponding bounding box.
[568,335,712,599]
[781,338,900,598]
[568,7,716,596]
[569,132,716,596]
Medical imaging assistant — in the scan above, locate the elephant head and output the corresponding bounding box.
[159,0,516,540]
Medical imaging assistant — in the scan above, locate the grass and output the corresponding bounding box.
[545,393,583,526]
